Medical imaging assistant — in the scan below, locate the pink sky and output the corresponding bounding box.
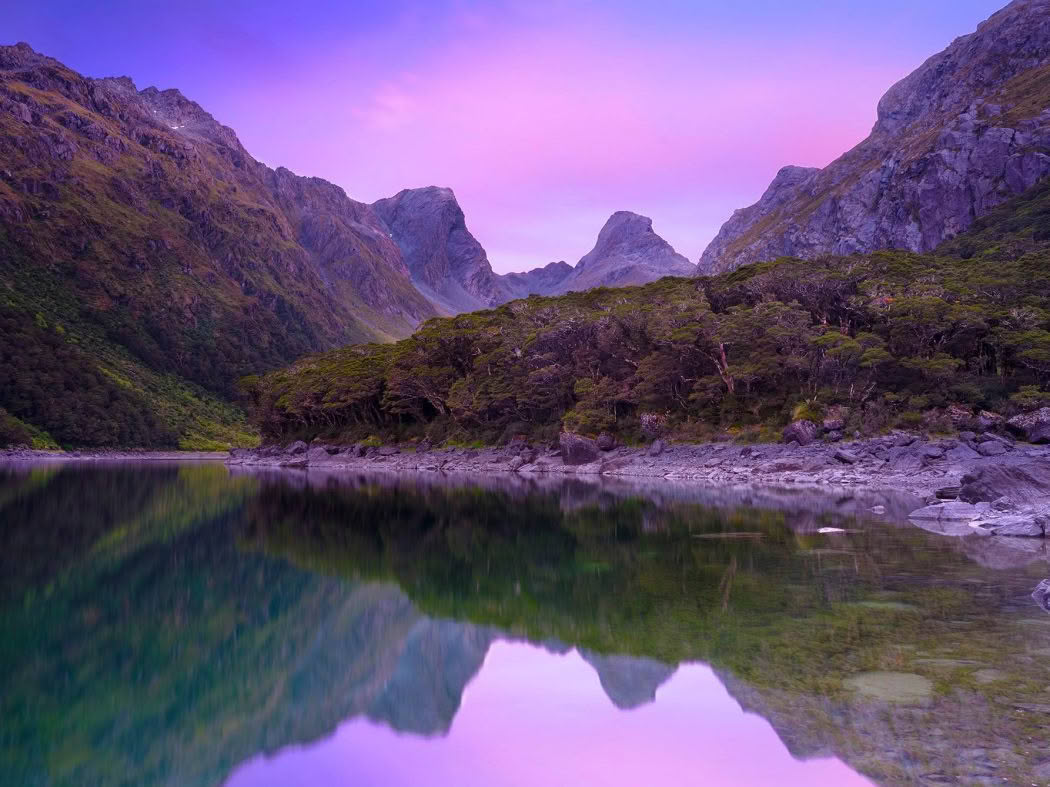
[9,0,1006,272]
[226,641,872,786]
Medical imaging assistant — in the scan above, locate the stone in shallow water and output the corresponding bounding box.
[909,501,979,521]
[843,671,933,703]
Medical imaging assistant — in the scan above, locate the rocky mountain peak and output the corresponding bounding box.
[135,85,244,151]
[372,186,513,314]
[568,210,695,290]
[699,0,1050,275]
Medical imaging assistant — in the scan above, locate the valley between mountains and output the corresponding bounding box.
[4,0,1050,456]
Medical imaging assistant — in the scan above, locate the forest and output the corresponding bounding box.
[245,178,1050,447]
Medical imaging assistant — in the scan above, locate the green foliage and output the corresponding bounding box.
[253,181,1050,444]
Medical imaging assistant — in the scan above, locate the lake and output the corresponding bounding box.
[2,462,1050,786]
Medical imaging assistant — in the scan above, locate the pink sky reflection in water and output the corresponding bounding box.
[226,641,871,787]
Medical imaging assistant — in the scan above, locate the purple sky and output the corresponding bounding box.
[9,0,1004,272]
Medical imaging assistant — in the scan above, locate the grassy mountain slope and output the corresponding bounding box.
[250,176,1050,446]
[0,43,436,447]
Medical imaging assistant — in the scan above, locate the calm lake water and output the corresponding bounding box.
[3,463,1050,786]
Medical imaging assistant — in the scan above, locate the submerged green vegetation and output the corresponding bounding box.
[250,178,1050,446]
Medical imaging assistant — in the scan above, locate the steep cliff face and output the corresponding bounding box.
[0,43,435,398]
[699,0,1050,274]
[373,189,695,312]
[372,186,514,313]
[561,211,695,291]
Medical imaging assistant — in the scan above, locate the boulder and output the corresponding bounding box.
[285,440,308,455]
[649,439,666,457]
[1007,407,1050,442]
[507,456,526,472]
[519,447,538,464]
[782,420,819,447]
[596,433,617,451]
[416,439,432,453]
[895,433,918,447]
[1030,422,1050,445]
[1032,580,1050,613]
[378,446,400,456]
[825,430,844,443]
[834,449,859,465]
[946,443,981,462]
[990,516,1045,538]
[992,496,1017,512]
[559,433,600,465]
[959,462,1050,504]
[908,502,980,521]
[822,418,845,433]
[307,446,330,463]
[976,440,1009,457]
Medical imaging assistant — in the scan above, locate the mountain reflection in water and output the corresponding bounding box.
[2,463,1049,786]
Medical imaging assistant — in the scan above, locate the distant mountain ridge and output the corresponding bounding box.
[372,187,695,312]
[699,0,1050,274]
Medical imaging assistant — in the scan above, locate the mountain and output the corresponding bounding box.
[501,260,575,299]
[252,170,1050,448]
[0,43,436,447]
[557,211,696,291]
[373,188,695,312]
[372,186,515,313]
[699,0,1050,274]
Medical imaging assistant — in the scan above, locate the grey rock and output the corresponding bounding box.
[559,433,600,465]
[307,446,330,463]
[649,439,666,457]
[976,440,1009,457]
[782,420,819,447]
[823,418,845,433]
[990,516,1045,538]
[908,502,980,521]
[378,446,400,456]
[507,456,526,472]
[1030,422,1050,445]
[555,212,696,293]
[992,496,1017,512]
[959,462,1050,504]
[1007,407,1050,442]
[834,449,859,465]
[946,443,981,462]
[372,186,512,314]
[286,440,308,456]
[697,1,1050,274]
[596,433,617,451]
[825,430,843,442]
[1032,579,1050,613]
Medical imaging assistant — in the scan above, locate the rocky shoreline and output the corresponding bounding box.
[9,428,1050,541]
[225,429,1045,496]
[0,448,228,462]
